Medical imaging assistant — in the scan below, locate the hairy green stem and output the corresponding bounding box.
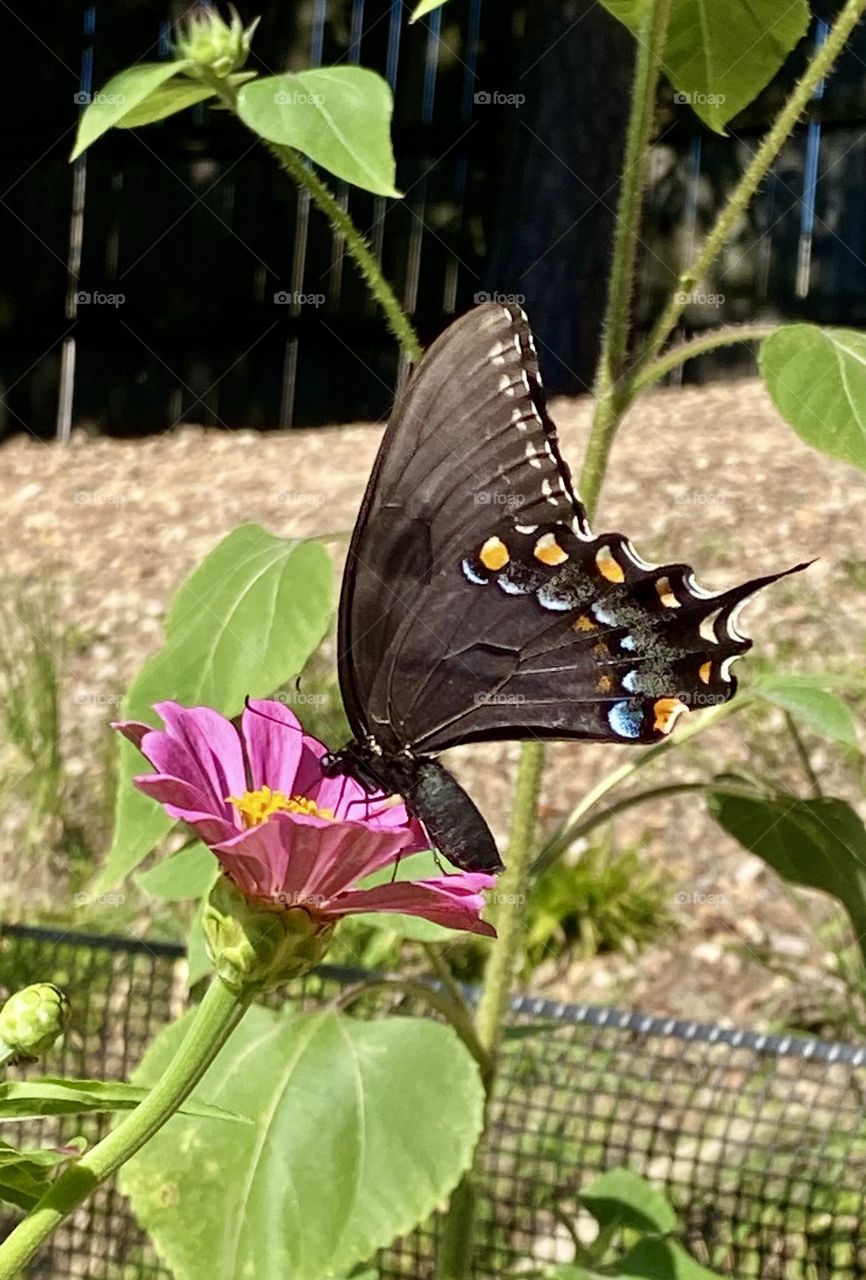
[0,978,249,1279]
[632,322,779,392]
[436,741,545,1280]
[586,0,673,513]
[475,741,545,1059]
[205,72,421,362]
[267,143,422,361]
[634,0,866,378]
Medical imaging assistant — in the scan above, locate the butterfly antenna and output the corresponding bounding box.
[242,696,305,735]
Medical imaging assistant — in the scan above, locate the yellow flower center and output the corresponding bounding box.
[226,785,334,829]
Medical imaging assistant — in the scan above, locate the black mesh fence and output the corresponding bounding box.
[2,922,866,1278]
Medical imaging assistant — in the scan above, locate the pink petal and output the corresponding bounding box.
[309,820,417,899]
[114,720,152,751]
[322,876,496,937]
[241,699,304,795]
[293,734,330,797]
[132,775,237,847]
[213,813,413,906]
[213,814,324,902]
[153,703,246,821]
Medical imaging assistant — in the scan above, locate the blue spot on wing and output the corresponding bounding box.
[462,558,488,586]
[608,700,644,739]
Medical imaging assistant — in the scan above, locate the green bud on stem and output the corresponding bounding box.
[203,876,334,994]
[0,984,70,1063]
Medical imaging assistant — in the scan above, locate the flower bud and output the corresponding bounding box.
[175,5,259,78]
[203,876,334,993]
[0,984,70,1061]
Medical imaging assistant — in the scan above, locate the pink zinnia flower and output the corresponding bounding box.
[115,699,495,938]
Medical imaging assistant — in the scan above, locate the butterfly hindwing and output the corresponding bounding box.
[337,302,802,761]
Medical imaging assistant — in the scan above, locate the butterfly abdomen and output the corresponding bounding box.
[405,759,504,875]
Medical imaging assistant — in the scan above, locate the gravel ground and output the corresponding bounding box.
[2,376,865,1027]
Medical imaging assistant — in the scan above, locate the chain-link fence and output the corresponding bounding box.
[1,922,866,1279]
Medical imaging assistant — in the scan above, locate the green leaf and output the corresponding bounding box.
[581,1168,679,1235]
[761,325,866,473]
[616,1237,726,1278]
[100,526,333,890]
[116,79,217,128]
[115,71,258,129]
[709,788,866,944]
[752,676,858,747]
[599,0,808,133]
[410,0,450,19]
[121,1005,485,1280]
[0,1137,87,1209]
[71,61,192,160]
[137,843,218,901]
[237,68,399,197]
[0,1137,86,1168]
[0,1163,51,1212]
[0,1079,247,1125]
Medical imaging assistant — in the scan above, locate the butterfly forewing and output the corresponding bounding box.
[337,302,803,762]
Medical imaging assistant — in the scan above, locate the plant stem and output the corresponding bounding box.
[436,741,545,1280]
[634,0,866,378]
[474,742,545,1061]
[267,143,422,362]
[533,700,743,875]
[632,322,779,392]
[586,0,673,513]
[785,710,824,797]
[0,978,249,1279]
[205,72,421,362]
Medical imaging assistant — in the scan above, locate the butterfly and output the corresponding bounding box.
[324,303,806,874]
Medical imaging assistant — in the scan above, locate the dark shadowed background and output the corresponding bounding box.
[5,0,866,435]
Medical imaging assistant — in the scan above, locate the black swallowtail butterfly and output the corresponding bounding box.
[325,303,805,874]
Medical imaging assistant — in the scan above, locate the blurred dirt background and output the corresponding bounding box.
[2,376,864,1029]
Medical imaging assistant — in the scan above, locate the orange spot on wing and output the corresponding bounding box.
[595,544,625,583]
[655,575,680,609]
[534,532,569,566]
[592,641,610,658]
[479,536,509,571]
[653,696,688,735]
[699,661,712,685]
[597,674,613,693]
[574,614,597,632]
